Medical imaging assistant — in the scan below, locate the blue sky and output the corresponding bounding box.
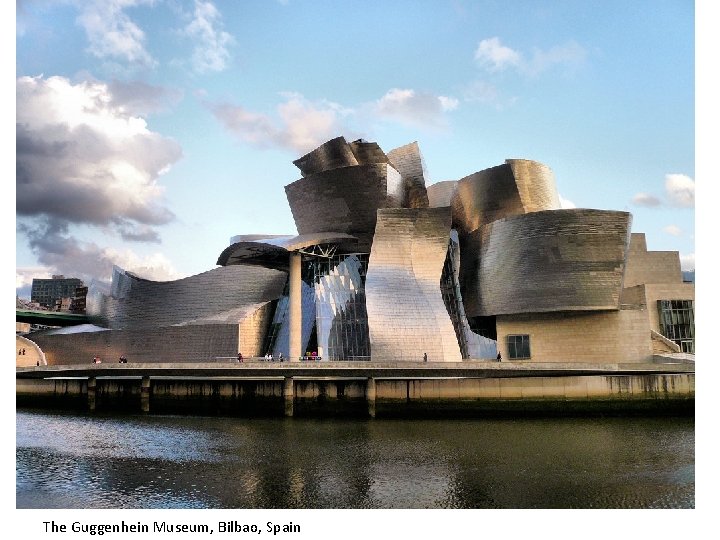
[14,0,695,297]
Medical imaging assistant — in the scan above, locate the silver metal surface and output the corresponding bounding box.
[461,209,632,317]
[366,208,462,362]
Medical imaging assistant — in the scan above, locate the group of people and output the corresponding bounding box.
[91,355,128,364]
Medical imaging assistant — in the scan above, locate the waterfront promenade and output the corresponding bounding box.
[14,358,696,379]
[17,359,695,417]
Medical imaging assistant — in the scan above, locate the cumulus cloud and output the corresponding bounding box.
[665,174,695,208]
[631,192,662,207]
[663,224,682,237]
[17,75,181,229]
[212,93,359,153]
[17,75,182,284]
[375,88,458,129]
[76,0,156,68]
[630,174,694,208]
[183,0,234,73]
[475,37,586,76]
[19,218,183,286]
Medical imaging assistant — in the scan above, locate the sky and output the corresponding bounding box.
[14,0,695,298]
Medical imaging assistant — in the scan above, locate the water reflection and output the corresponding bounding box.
[16,410,694,509]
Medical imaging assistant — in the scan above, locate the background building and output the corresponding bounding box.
[31,276,84,310]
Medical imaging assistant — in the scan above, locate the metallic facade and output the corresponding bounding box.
[462,209,632,317]
[30,136,692,365]
[285,163,404,246]
[87,265,286,330]
[451,160,560,233]
[386,141,430,209]
[426,180,458,208]
[366,208,462,362]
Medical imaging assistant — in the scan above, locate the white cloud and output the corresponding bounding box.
[18,221,183,288]
[475,37,521,71]
[104,248,184,281]
[212,87,458,151]
[663,224,682,236]
[665,174,695,208]
[475,37,586,77]
[680,253,695,271]
[16,267,52,291]
[559,196,576,209]
[631,192,662,207]
[17,75,182,231]
[184,0,234,73]
[212,93,358,153]
[76,0,156,68]
[375,88,458,129]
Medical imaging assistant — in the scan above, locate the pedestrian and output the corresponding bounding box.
[278,352,284,362]
[496,352,502,361]
[237,352,243,363]
[423,352,428,362]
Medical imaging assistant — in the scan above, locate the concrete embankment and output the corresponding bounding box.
[16,361,694,417]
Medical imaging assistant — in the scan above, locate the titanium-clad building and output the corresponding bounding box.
[31,136,694,364]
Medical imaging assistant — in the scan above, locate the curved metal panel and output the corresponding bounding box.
[349,140,390,165]
[284,163,404,242]
[427,180,458,208]
[292,136,358,177]
[365,207,462,362]
[88,265,287,330]
[505,159,561,212]
[387,141,430,209]
[451,161,560,233]
[217,232,359,267]
[461,209,632,317]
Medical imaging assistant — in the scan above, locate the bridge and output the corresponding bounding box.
[16,309,90,327]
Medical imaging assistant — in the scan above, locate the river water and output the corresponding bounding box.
[16,409,694,509]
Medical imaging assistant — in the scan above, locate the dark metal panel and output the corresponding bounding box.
[292,136,358,177]
[284,163,404,242]
[387,141,430,209]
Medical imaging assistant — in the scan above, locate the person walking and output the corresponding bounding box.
[237,352,243,363]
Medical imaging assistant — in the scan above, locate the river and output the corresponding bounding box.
[16,409,694,509]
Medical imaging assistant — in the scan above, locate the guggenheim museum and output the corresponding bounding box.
[28,136,695,365]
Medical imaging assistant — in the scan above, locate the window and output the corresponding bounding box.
[658,300,695,353]
[506,334,531,360]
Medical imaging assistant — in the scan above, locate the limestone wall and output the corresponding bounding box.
[624,233,682,287]
[495,308,652,363]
